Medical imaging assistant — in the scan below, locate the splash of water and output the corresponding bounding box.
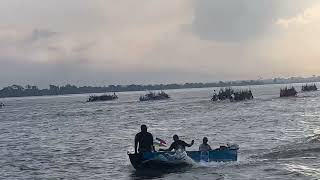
[154,150,196,165]
[305,134,320,143]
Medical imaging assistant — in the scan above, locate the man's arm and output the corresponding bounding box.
[134,135,138,154]
[186,140,194,147]
[159,143,174,152]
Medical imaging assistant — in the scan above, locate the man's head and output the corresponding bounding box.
[173,134,179,142]
[141,125,147,133]
[203,137,208,144]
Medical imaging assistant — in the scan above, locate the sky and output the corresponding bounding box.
[1,0,320,87]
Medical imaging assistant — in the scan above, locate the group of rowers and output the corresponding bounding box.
[134,125,212,154]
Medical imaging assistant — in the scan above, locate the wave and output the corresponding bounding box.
[304,134,320,143]
[255,134,320,160]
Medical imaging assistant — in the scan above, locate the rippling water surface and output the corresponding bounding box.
[1,83,320,179]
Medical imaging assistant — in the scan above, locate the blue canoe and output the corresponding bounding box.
[128,146,238,169]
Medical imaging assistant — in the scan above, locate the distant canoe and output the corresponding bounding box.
[139,91,170,101]
[87,93,118,102]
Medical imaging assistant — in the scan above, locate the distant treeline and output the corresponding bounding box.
[0,81,264,98]
[1,77,319,98]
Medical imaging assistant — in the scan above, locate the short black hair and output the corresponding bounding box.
[141,124,147,129]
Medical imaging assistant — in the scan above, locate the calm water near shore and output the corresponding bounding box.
[1,83,320,179]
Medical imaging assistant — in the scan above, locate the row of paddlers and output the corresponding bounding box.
[280,84,318,97]
[87,84,318,102]
[87,91,170,102]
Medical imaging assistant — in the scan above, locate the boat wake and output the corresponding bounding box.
[305,134,320,143]
[196,160,240,169]
[255,134,320,160]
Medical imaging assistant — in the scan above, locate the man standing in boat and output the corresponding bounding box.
[135,125,155,154]
[159,134,194,152]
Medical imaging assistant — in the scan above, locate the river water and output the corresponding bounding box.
[1,83,320,180]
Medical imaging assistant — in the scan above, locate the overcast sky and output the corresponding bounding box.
[1,0,320,87]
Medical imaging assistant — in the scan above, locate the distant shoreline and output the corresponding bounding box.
[1,76,320,99]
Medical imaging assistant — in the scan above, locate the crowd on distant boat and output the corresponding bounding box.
[139,91,170,101]
[280,84,318,97]
[86,91,170,102]
[280,87,297,97]
[87,93,118,102]
[302,84,318,92]
[211,88,253,102]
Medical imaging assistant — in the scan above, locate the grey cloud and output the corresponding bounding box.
[30,29,57,41]
[0,60,217,88]
[71,41,97,53]
[0,28,58,48]
[192,0,316,41]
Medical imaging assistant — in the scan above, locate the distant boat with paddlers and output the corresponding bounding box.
[280,87,297,97]
[87,93,118,102]
[211,88,253,102]
[139,91,170,101]
[302,84,318,92]
[0,102,4,108]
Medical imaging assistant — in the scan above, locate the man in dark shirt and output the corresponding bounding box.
[159,135,194,152]
[135,125,154,154]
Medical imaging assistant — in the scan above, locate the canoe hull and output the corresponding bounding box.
[128,149,238,169]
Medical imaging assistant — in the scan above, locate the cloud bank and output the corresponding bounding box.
[0,0,319,87]
[192,0,315,41]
